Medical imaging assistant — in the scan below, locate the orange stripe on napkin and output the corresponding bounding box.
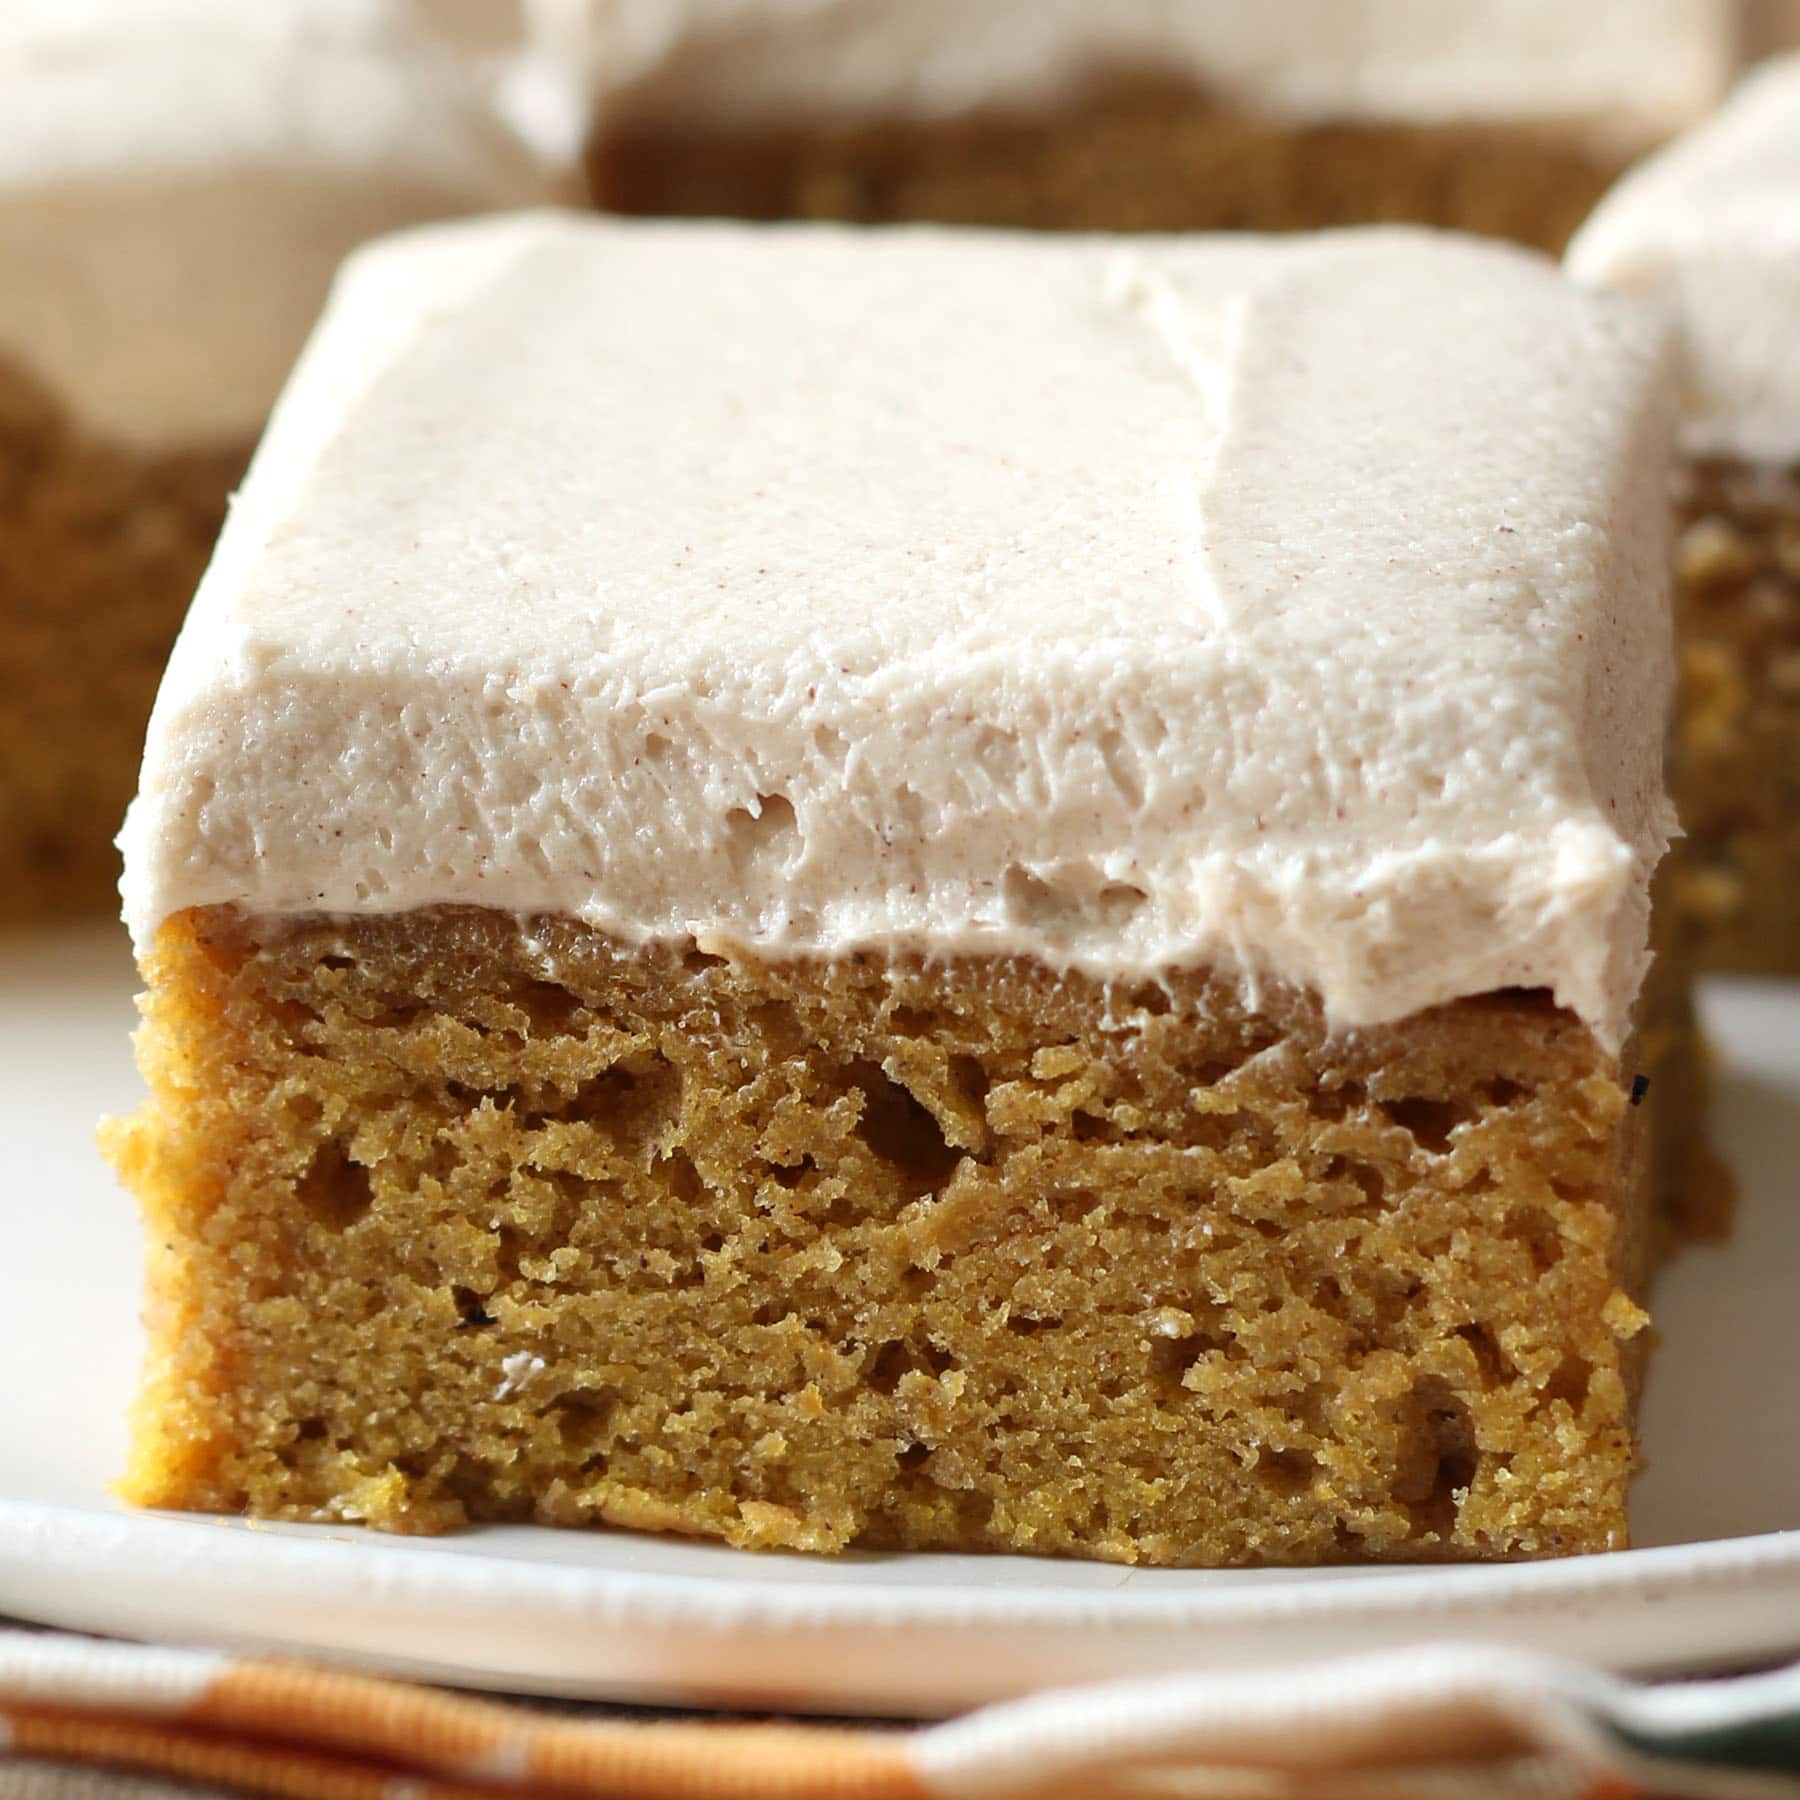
[194,1662,925,1799]
[7,1706,474,1800]
[5,1670,927,1800]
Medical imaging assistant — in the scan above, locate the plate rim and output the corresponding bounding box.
[8,1496,1800,1631]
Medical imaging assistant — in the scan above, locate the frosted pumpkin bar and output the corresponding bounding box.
[111,214,1700,1564]
[0,0,557,918]
[1570,55,1800,972]
[540,0,1737,250]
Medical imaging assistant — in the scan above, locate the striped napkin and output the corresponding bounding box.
[3,1628,1799,1800]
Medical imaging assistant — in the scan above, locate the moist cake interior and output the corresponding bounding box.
[109,903,1706,1565]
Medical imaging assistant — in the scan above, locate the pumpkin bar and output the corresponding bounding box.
[111,214,1702,1564]
[1570,55,1800,971]
[541,0,1738,250]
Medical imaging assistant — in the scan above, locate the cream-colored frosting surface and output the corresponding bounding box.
[533,0,1739,150]
[123,214,1678,1049]
[0,0,555,451]
[1568,55,1800,464]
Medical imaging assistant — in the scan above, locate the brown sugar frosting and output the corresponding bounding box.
[121,214,1679,1049]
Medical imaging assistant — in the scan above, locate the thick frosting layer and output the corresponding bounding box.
[122,215,1678,1048]
[0,0,555,451]
[532,0,1739,150]
[1568,55,1800,464]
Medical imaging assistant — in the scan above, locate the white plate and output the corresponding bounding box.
[2,923,1798,1716]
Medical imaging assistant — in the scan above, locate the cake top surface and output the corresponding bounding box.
[1567,54,1800,463]
[533,0,1738,149]
[123,213,1677,1049]
[0,0,554,449]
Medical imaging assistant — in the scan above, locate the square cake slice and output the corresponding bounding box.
[1570,55,1800,974]
[111,214,1697,1564]
[542,0,1737,250]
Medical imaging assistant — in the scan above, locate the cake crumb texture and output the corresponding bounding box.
[592,99,1623,251]
[0,357,243,918]
[1671,460,1800,972]
[109,905,1683,1564]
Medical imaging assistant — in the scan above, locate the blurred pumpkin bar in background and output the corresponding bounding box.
[543,0,1739,246]
[0,0,563,921]
[1571,56,1800,974]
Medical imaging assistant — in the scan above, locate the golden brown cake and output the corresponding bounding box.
[1570,57,1800,973]
[113,906,1692,1560]
[535,0,1738,248]
[0,0,557,920]
[111,215,1706,1564]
